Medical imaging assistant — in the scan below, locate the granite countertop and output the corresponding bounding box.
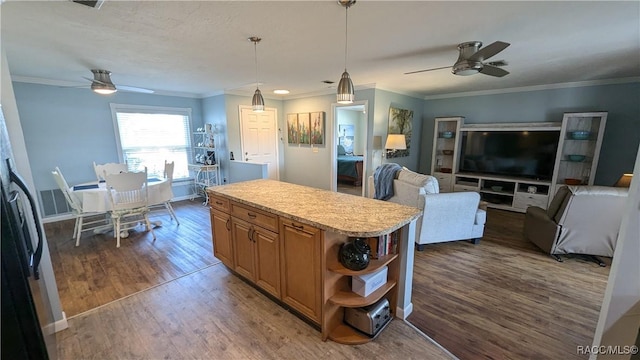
[207,179,421,237]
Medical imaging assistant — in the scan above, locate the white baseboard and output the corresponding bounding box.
[396,302,413,320]
[43,311,68,334]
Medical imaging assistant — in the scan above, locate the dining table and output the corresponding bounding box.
[71,177,172,212]
[71,177,173,233]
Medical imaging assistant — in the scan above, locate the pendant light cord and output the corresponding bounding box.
[344,6,349,72]
[254,40,259,90]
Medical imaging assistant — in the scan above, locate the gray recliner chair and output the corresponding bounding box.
[523,185,628,265]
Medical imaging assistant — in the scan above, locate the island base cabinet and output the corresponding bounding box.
[210,209,234,268]
[231,217,281,298]
[279,219,322,324]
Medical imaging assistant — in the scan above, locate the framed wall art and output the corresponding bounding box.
[310,111,325,145]
[387,106,413,158]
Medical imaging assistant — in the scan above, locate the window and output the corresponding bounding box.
[110,104,192,180]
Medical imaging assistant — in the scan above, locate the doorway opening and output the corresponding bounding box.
[331,101,368,196]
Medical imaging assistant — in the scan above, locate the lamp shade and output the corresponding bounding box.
[252,88,265,112]
[337,71,354,104]
[614,173,633,187]
[385,134,407,150]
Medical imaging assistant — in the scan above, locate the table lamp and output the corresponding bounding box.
[385,134,406,157]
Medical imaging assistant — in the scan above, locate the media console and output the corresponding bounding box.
[431,112,607,213]
[454,173,550,213]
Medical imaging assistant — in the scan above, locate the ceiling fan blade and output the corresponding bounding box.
[486,60,508,67]
[82,76,107,85]
[468,41,510,61]
[404,66,451,75]
[117,85,155,94]
[480,64,509,77]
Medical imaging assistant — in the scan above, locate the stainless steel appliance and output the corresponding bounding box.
[344,298,392,337]
[1,108,57,359]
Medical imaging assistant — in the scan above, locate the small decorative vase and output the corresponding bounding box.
[339,238,371,271]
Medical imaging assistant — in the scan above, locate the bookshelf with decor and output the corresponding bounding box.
[190,125,221,201]
[431,117,464,192]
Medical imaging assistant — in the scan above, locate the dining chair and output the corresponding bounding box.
[104,168,156,248]
[51,166,110,246]
[149,160,180,225]
[93,161,128,182]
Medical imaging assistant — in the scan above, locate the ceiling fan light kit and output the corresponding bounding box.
[249,36,265,112]
[90,69,117,95]
[336,0,356,104]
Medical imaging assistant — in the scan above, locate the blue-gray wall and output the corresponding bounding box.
[13,80,640,199]
[420,82,640,185]
[13,82,203,191]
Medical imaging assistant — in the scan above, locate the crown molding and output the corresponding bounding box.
[422,77,640,100]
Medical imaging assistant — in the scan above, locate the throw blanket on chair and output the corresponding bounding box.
[373,163,402,200]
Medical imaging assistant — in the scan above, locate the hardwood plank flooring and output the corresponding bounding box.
[49,199,610,359]
[407,208,610,360]
[46,199,218,317]
[56,263,454,359]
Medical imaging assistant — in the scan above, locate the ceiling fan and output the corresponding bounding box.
[405,41,510,77]
[82,69,154,94]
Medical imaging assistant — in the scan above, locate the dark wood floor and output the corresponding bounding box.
[46,200,218,317]
[48,200,610,359]
[407,208,610,360]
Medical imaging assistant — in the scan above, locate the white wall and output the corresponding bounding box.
[591,144,640,360]
[1,50,65,324]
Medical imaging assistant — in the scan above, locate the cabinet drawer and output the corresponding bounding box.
[433,173,452,192]
[209,195,230,212]
[513,193,548,210]
[231,201,279,233]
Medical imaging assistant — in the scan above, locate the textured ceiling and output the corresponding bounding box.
[2,1,639,99]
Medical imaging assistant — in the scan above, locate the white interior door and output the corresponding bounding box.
[240,106,279,180]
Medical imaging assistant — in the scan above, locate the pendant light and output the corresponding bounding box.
[249,36,265,112]
[337,0,356,104]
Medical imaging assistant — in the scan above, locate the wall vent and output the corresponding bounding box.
[39,189,71,217]
[71,0,105,9]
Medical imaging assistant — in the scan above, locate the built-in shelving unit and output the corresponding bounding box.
[550,112,607,197]
[431,117,463,192]
[437,113,606,212]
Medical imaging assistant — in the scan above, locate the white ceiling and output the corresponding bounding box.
[2,1,639,99]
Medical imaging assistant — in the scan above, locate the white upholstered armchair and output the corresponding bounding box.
[368,168,486,250]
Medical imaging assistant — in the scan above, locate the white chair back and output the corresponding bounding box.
[94,162,128,181]
[104,169,149,211]
[164,161,175,182]
[51,167,82,213]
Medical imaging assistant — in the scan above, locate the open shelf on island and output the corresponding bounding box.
[328,318,394,345]
[329,281,396,307]
[327,253,398,276]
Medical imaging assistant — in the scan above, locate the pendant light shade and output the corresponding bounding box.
[91,69,117,95]
[337,0,356,104]
[252,88,265,112]
[337,71,354,104]
[249,36,265,112]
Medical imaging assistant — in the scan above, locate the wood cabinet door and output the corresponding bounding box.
[253,227,281,298]
[279,219,322,323]
[231,217,255,280]
[210,209,234,268]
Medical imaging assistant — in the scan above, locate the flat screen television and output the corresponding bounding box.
[459,130,559,181]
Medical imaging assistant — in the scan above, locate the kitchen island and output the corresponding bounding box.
[207,179,420,344]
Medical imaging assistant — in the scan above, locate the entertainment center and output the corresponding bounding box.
[431,112,607,212]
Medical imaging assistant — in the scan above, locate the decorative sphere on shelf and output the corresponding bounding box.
[339,238,371,271]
